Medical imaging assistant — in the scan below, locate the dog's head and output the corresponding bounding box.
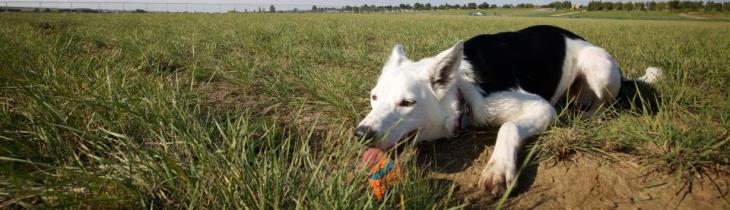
[355,41,464,149]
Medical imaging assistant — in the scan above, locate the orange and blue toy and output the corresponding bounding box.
[362,148,400,200]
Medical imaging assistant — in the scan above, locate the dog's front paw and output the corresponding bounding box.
[478,160,516,195]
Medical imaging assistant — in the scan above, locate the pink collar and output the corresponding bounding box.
[455,88,469,132]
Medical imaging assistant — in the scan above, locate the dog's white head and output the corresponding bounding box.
[355,41,464,149]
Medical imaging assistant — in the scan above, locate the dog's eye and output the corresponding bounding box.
[371,95,377,101]
[398,99,416,107]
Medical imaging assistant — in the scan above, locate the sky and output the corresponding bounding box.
[3,0,728,12]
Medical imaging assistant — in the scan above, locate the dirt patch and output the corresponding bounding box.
[201,82,270,114]
[679,13,710,20]
[506,157,729,209]
[417,133,730,209]
[551,11,584,17]
[200,82,335,135]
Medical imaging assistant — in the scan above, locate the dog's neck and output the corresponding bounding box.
[453,87,469,135]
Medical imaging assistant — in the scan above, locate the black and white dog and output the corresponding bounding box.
[354,25,661,194]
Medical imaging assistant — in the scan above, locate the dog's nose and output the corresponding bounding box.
[354,126,377,140]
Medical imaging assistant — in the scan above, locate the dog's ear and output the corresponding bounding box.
[385,44,407,68]
[430,41,463,95]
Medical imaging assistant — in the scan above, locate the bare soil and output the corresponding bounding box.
[417,132,730,209]
[678,13,710,20]
[201,82,330,131]
[550,11,584,17]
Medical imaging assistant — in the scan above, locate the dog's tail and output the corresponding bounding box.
[635,66,663,84]
[616,67,663,113]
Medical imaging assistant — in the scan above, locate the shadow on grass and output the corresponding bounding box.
[407,128,542,208]
[616,80,662,115]
[414,129,494,174]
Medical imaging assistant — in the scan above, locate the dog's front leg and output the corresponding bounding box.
[477,92,556,195]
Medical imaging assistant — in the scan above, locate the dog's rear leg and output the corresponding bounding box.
[576,47,622,119]
[478,91,556,195]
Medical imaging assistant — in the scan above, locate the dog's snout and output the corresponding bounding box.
[354,126,377,140]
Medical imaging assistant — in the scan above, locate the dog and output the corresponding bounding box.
[354,25,662,195]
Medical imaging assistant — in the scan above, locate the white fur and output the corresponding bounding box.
[552,38,624,117]
[638,66,663,84]
[357,43,462,149]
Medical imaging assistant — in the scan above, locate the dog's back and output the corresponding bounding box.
[462,25,585,101]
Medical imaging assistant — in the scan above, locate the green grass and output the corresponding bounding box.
[559,10,729,21]
[408,8,561,17]
[1,12,729,208]
[685,11,730,20]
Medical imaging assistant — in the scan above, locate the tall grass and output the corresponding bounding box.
[1,13,728,208]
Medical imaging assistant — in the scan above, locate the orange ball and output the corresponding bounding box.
[367,157,400,200]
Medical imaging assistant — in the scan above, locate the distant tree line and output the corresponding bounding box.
[586,1,730,12]
[547,1,574,10]
[310,2,522,13]
[4,0,730,13]
[247,1,730,13]
[318,1,730,13]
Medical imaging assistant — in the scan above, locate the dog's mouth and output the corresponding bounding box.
[364,129,420,150]
[381,129,419,150]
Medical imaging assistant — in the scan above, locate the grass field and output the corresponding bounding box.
[1,12,729,208]
[397,8,730,21]
[557,10,730,21]
[410,8,562,16]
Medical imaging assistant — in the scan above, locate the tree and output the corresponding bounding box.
[398,3,411,10]
[624,2,634,11]
[312,5,317,11]
[705,1,722,12]
[414,3,424,10]
[548,1,572,10]
[587,1,603,11]
[602,1,613,10]
[269,5,275,13]
[614,2,623,10]
[647,1,657,10]
[667,0,680,11]
[516,3,535,8]
[686,1,703,11]
[478,2,490,9]
[467,2,478,9]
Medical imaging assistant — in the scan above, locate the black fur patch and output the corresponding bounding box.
[463,25,584,100]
